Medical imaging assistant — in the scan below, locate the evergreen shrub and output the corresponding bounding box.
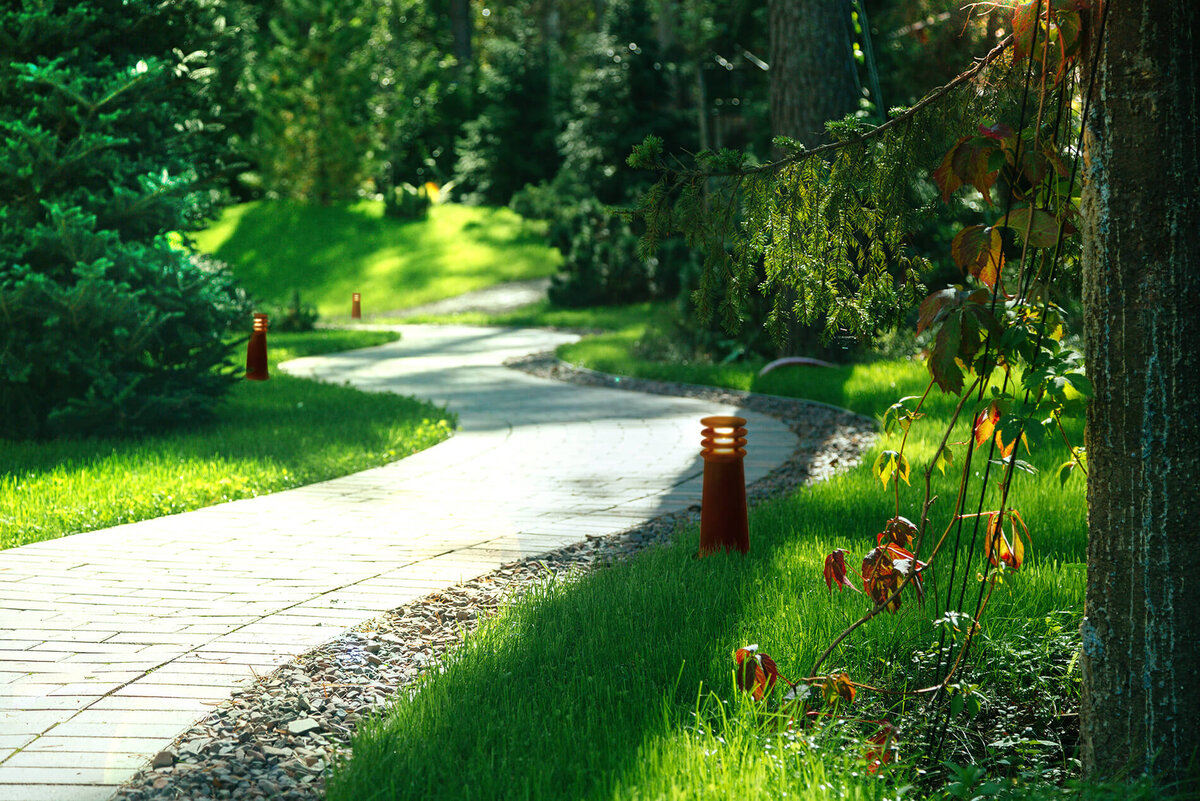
[544,199,682,308]
[268,289,321,333]
[0,0,246,440]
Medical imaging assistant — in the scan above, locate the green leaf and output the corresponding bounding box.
[1065,372,1093,398]
[951,692,964,718]
[934,444,955,476]
[997,207,1069,248]
[872,450,910,487]
[928,312,965,394]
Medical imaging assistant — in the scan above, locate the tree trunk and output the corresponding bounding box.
[1079,0,1200,787]
[768,0,858,149]
[448,0,471,69]
[767,0,860,357]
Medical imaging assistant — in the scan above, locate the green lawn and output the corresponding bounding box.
[0,330,454,550]
[329,307,1094,801]
[190,201,562,317]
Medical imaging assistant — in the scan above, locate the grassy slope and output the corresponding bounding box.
[0,331,454,550]
[191,201,562,317]
[329,308,1092,801]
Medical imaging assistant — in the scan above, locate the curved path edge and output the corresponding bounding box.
[110,347,878,801]
[0,325,869,801]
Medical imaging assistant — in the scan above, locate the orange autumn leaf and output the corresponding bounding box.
[973,402,1002,447]
[984,511,1029,570]
[817,672,857,707]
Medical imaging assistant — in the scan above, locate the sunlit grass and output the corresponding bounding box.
[0,330,454,550]
[329,307,1091,800]
[191,201,562,317]
[393,298,667,330]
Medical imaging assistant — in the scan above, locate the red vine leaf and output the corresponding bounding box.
[951,225,1005,289]
[734,645,780,700]
[916,288,956,336]
[823,549,859,593]
[866,722,898,773]
[1012,1,1042,67]
[933,136,1000,205]
[861,545,925,611]
[1013,1,1087,84]
[877,516,918,550]
[978,122,1014,142]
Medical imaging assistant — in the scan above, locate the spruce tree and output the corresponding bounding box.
[454,13,560,206]
[0,0,246,440]
[247,0,383,203]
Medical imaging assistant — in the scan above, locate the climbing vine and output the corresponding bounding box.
[631,0,1103,770]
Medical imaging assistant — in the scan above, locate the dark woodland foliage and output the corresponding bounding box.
[454,15,561,206]
[246,0,383,203]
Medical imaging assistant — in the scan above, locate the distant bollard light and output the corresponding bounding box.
[246,313,269,381]
[351,292,362,319]
[699,415,749,555]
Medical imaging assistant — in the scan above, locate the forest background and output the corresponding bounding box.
[3,0,1196,793]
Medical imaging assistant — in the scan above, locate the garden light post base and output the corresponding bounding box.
[699,415,749,555]
[245,313,269,380]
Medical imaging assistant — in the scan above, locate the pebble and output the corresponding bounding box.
[113,355,875,801]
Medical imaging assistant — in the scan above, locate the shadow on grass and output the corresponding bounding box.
[324,410,918,801]
[204,201,560,313]
[207,201,412,300]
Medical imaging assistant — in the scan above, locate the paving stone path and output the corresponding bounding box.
[0,324,797,801]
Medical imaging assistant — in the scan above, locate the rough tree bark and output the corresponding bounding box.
[1079,0,1200,787]
[768,0,858,148]
[448,0,472,70]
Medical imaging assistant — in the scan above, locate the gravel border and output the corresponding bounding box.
[114,356,877,801]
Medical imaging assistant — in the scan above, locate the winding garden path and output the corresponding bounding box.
[0,325,796,801]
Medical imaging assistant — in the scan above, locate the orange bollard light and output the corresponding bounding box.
[699,415,749,555]
[245,313,269,381]
[351,292,362,319]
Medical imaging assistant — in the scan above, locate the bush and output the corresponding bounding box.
[546,199,683,308]
[384,184,432,221]
[0,0,246,440]
[267,289,321,333]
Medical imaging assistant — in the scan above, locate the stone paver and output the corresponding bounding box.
[0,324,797,799]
